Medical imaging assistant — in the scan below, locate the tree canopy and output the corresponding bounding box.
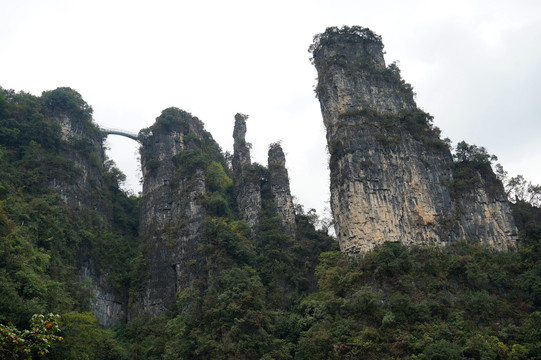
[309,25,383,56]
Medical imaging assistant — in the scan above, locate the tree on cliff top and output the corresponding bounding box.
[453,140,497,166]
[309,26,383,56]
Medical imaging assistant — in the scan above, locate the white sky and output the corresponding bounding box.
[1,0,540,218]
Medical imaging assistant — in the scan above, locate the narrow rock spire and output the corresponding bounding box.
[232,113,261,230]
[268,143,296,236]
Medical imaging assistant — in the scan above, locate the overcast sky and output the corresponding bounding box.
[1,0,540,218]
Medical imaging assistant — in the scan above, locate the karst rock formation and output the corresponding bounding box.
[42,27,521,326]
[310,26,518,254]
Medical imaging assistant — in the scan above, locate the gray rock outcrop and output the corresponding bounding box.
[311,26,517,254]
[137,108,209,315]
[50,101,124,326]
[232,113,262,230]
[268,143,296,235]
[52,113,106,212]
[454,165,519,249]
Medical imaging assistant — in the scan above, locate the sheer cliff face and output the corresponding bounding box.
[232,113,262,230]
[268,144,296,236]
[54,113,106,211]
[53,111,124,326]
[138,109,208,315]
[312,27,517,254]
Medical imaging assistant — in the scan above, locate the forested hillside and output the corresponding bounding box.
[0,87,139,358]
[0,87,540,359]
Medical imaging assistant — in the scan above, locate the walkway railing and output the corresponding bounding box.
[101,127,140,142]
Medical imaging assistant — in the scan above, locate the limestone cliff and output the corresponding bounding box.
[311,26,517,254]
[138,108,216,315]
[232,113,262,230]
[44,88,125,326]
[51,112,106,212]
[268,143,296,235]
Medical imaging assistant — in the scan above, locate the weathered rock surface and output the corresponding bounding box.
[268,143,296,235]
[53,113,106,212]
[311,27,517,254]
[232,113,262,230]
[51,106,125,326]
[80,264,124,327]
[454,167,519,249]
[138,108,209,315]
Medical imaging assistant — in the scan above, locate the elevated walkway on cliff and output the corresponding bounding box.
[100,127,140,142]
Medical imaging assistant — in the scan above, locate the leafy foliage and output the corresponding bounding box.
[452,141,504,197]
[309,26,383,57]
[49,312,127,359]
[141,108,201,136]
[140,107,227,182]
[289,238,541,359]
[453,140,498,165]
[0,313,63,359]
[496,166,541,207]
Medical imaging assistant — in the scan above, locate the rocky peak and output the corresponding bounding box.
[137,108,209,316]
[311,26,517,254]
[232,113,261,230]
[312,27,416,125]
[268,143,296,235]
[232,113,251,170]
[268,143,286,165]
[233,113,248,141]
[310,26,386,70]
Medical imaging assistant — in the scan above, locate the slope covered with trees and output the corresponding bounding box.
[0,86,540,359]
[0,87,139,358]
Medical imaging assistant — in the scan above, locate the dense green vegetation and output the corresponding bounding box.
[1,86,541,359]
[122,202,541,359]
[309,26,383,57]
[451,141,505,198]
[0,87,139,359]
[0,313,63,358]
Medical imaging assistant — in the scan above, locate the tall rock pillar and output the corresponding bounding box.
[232,113,261,230]
[268,143,296,236]
[138,108,208,315]
[310,26,517,253]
